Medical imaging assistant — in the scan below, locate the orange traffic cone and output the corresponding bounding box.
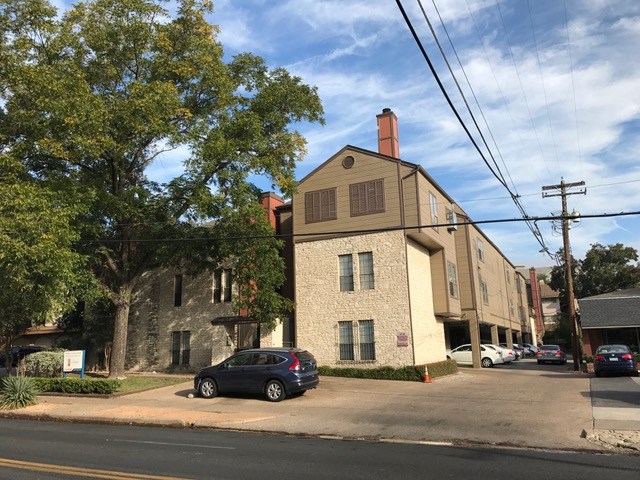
[422,367,431,383]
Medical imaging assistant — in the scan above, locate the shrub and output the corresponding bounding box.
[584,355,594,363]
[33,377,121,395]
[23,351,65,378]
[318,360,458,382]
[0,376,39,409]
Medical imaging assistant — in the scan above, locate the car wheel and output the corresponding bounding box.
[265,380,286,402]
[198,377,218,399]
[481,357,493,368]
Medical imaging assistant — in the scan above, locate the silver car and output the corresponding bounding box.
[536,345,567,365]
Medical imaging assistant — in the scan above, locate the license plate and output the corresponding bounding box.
[609,357,618,361]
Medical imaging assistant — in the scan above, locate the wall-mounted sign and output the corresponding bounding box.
[63,350,86,378]
[397,332,409,348]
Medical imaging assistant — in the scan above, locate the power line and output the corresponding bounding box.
[394,0,509,190]
[83,210,640,244]
[563,0,583,180]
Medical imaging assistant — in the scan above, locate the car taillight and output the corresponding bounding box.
[289,353,301,371]
[622,354,634,361]
[555,351,562,356]
[595,355,605,362]
[536,350,541,355]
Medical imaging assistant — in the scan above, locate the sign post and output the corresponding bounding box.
[62,350,86,379]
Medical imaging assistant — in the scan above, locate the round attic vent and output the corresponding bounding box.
[342,155,355,169]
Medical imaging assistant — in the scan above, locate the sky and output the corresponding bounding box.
[57,0,640,269]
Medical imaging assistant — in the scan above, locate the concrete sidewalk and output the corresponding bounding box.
[2,365,621,452]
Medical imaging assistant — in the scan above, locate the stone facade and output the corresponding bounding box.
[295,230,447,367]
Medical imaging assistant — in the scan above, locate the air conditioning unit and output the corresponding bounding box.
[446,207,458,232]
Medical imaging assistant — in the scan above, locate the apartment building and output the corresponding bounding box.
[125,193,290,372]
[294,109,530,368]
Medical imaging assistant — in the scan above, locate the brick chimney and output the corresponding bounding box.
[376,108,399,158]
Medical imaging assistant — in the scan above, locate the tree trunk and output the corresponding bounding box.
[108,291,131,379]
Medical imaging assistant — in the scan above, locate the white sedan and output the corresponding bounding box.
[448,344,505,368]
[483,344,516,363]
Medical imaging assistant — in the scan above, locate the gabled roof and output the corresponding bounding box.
[579,288,640,328]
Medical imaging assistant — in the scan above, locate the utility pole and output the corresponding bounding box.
[542,179,586,371]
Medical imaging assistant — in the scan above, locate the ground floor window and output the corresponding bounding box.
[171,330,190,366]
[338,320,376,362]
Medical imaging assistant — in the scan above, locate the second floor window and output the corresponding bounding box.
[305,188,337,223]
[477,239,484,262]
[174,274,183,307]
[213,269,233,303]
[429,192,438,230]
[480,278,489,304]
[358,252,374,290]
[350,179,385,216]
[339,254,354,292]
[447,262,458,298]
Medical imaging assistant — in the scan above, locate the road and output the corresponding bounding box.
[0,419,639,480]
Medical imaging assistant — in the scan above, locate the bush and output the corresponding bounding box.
[33,377,121,395]
[318,360,458,382]
[23,350,65,378]
[0,376,39,409]
[584,355,594,363]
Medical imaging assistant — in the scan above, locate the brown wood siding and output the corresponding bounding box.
[293,149,402,237]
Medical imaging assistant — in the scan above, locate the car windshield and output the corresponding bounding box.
[596,345,629,354]
[541,346,559,351]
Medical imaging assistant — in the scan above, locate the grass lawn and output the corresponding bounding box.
[64,372,192,394]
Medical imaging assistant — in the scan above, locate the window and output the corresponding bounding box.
[509,298,515,317]
[505,267,511,285]
[477,239,484,262]
[174,275,183,307]
[213,269,232,303]
[350,179,385,216]
[338,321,355,360]
[339,255,354,292]
[516,275,522,293]
[429,192,438,230]
[305,188,337,223]
[447,262,458,298]
[359,252,374,290]
[359,320,376,361]
[338,320,376,362]
[223,269,232,302]
[171,330,190,365]
[480,278,489,304]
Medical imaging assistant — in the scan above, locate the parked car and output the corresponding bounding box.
[522,343,540,357]
[447,344,505,368]
[594,344,639,377]
[536,345,567,365]
[499,343,523,360]
[0,345,46,368]
[485,344,515,363]
[194,348,319,402]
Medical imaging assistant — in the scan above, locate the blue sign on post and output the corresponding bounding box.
[62,350,86,379]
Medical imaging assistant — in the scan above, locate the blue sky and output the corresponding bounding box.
[57,1,640,268]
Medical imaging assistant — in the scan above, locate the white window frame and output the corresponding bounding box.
[429,192,438,230]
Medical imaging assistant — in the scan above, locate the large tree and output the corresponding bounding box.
[547,243,640,346]
[0,155,92,366]
[0,0,324,377]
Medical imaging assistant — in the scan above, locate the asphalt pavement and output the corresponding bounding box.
[1,359,638,454]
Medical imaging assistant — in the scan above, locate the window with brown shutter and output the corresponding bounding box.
[305,188,337,223]
[349,179,385,216]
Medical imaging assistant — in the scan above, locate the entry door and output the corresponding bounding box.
[237,323,259,350]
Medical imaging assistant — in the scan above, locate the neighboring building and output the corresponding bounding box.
[579,288,640,355]
[125,193,290,372]
[294,109,530,368]
[539,283,561,330]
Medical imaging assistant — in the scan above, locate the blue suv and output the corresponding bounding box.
[194,348,319,402]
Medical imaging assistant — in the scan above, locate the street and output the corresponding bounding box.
[0,418,639,480]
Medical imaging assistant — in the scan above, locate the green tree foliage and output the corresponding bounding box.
[546,243,640,347]
[0,155,93,363]
[0,0,324,377]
